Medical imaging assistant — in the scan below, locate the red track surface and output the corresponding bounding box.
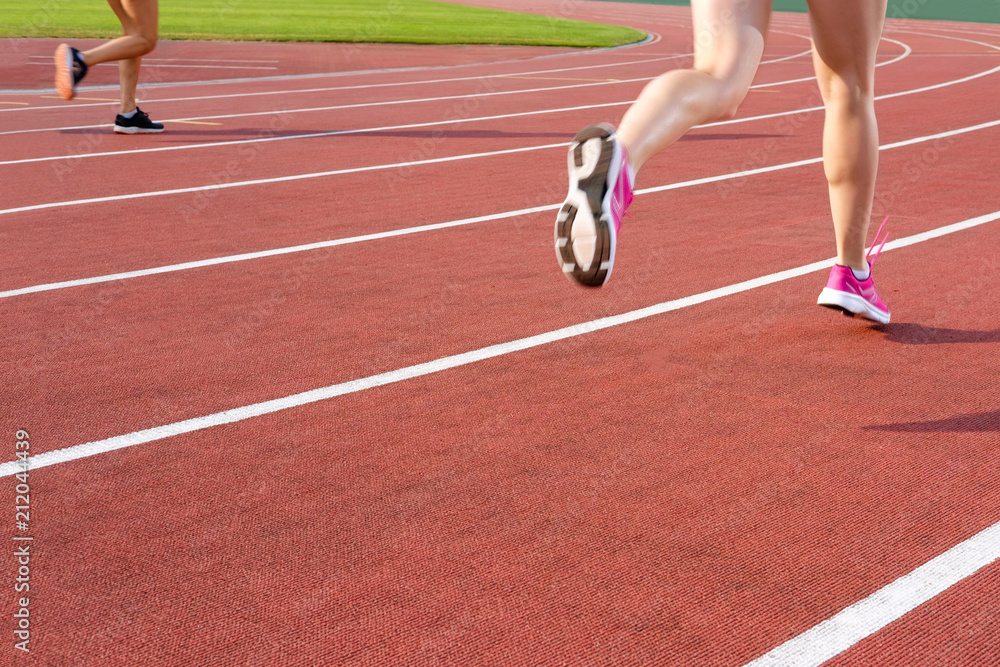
[2,2,999,664]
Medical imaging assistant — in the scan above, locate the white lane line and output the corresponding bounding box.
[889,24,1000,39]
[0,30,907,129]
[760,47,813,65]
[0,145,566,299]
[0,40,933,166]
[4,50,988,170]
[1,207,998,477]
[742,521,1000,667]
[3,118,998,299]
[2,106,995,220]
[0,34,663,97]
[703,61,1000,130]
[901,53,1000,57]
[0,44,821,168]
[0,33,912,160]
[637,117,1000,195]
[890,27,1000,54]
[0,76,648,153]
[28,56,281,64]
[0,64,812,166]
[27,62,279,71]
[145,58,281,64]
[0,53,693,114]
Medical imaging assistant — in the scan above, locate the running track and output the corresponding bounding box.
[2,1,999,664]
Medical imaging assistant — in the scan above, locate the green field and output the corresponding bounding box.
[599,0,999,24]
[0,0,646,47]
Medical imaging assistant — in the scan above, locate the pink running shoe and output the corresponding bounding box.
[555,123,633,287]
[817,216,891,324]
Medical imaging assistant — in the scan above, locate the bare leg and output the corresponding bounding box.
[806,0,888,272]
[81,0,158,65]
[553,0,773,287]
[118,57,141,114]
[81,34,154,66]
[81,0,158,114]
[618,0,772,176]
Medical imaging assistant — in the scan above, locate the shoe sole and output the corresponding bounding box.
[114,125,165,134]
[54,44,75,101]
[817,288,890,324]
[554,124,621,288]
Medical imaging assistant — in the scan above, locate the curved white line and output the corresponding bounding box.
[0,24,662,99]
[708,62,1000,129]
[0,25,846,127]
[1,25,990,300]
[3,117,998,299]
[891,27,1000,53]
[0,38,921,165]
[760,47,813,65]
[6,46,982,169]
[758,27,813,66]
[0,51,687,114]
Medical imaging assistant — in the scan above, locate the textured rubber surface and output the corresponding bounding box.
[3,4,1000,665]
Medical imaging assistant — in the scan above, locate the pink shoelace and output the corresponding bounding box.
[867,215,890,272]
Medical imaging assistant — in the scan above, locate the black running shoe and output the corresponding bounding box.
[114,108,165,134]
[54,44,88,100]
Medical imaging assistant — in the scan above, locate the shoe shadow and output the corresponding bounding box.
[873,323,1000,345]
[864,409,1000,433]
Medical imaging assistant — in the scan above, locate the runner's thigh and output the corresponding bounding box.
[806,0,887,85]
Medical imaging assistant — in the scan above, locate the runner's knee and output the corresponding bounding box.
[711,81,750,121]
[694,56,756,121]
[140,32,158,54]
[816,66,874,110]
[124,27,157,54]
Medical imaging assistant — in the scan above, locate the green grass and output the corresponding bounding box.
[597,0,1000,25]
[0,0,646,47]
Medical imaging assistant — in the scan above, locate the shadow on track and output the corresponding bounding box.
[874,323,1000,345]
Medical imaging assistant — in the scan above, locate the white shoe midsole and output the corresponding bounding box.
[818,288,890,324]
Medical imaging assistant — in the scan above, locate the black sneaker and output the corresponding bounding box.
[114,108,165,134]
[54,44,88,100]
